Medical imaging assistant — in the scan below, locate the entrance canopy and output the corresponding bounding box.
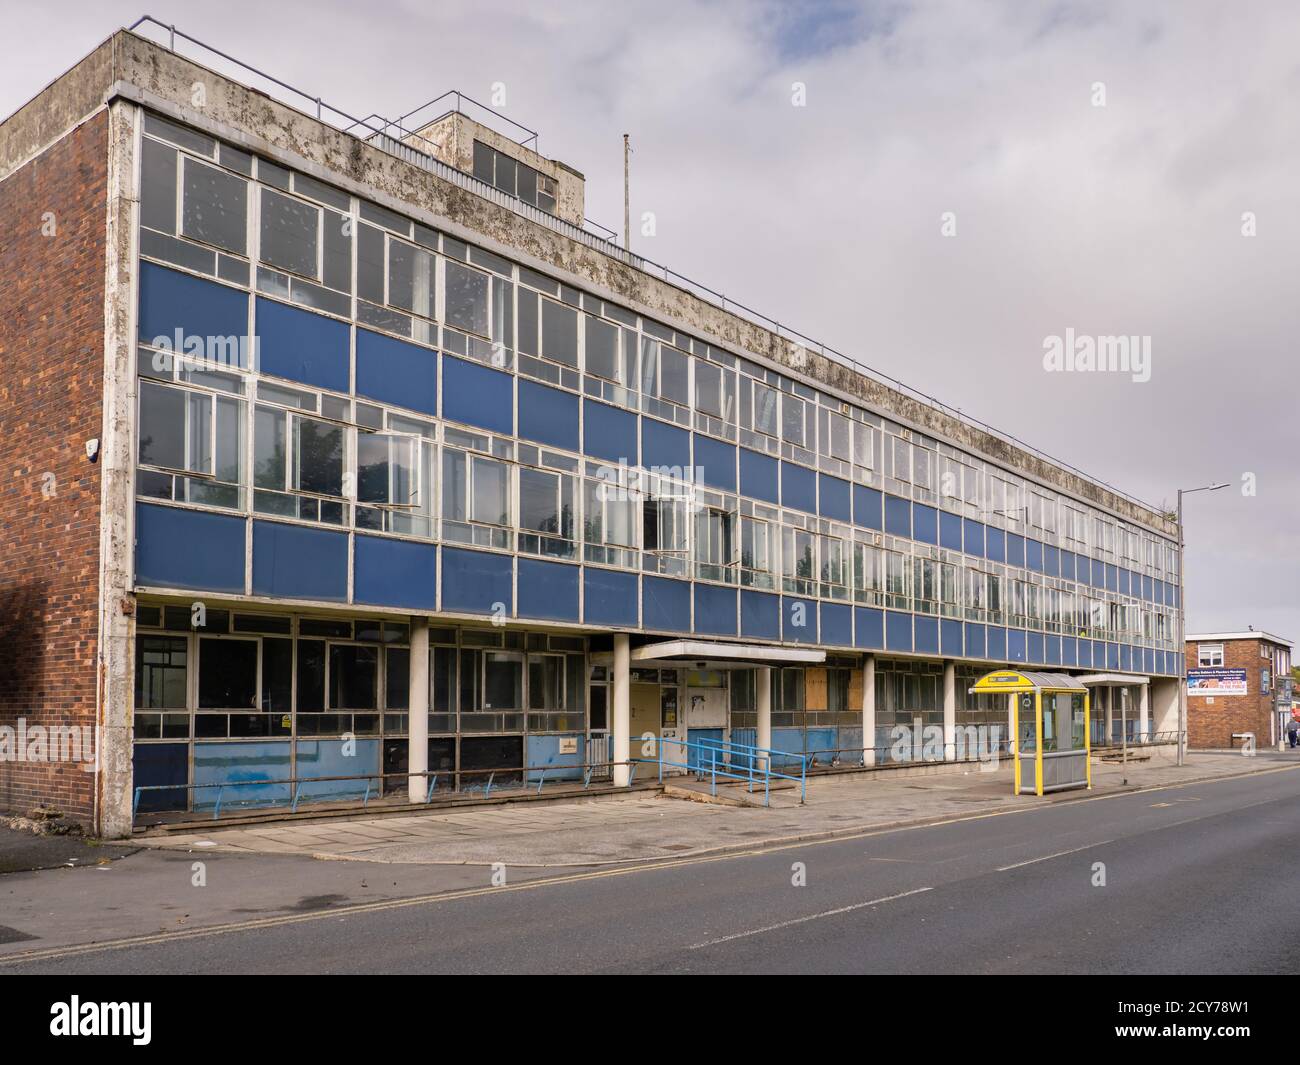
[968,669,1087,695]
[1076,673,1149,687]
[631,639,825,670]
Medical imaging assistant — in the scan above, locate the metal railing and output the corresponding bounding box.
[120,15,1170,520]
[638,736,808,806]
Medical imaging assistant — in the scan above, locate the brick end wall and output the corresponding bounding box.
[0,113,108,822]
[1186,637,1276,749]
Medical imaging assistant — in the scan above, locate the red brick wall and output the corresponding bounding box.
[1186,637,1276,748]
[0,113,108,822]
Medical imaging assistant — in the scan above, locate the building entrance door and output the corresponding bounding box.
[629,683,662,780]
[686,686,728,771]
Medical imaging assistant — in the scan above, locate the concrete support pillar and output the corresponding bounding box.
[1104,687,1113,744]
[862,654,876,766]
[756,667,772,772]
[942,660,956,761]
[612,633,631,787]
[1138,684,1150,743]
[407,617,430,803]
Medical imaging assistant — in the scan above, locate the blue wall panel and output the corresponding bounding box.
[941,618,963,657]
[854,485,883,530]
[964,519,986,558]
[884,495,911,538]
[855,607,885,650]
[1060,551,1076,582]
[781,462,817,514]
[193,741,291,810]
[987,626,1007,661]
[526,734,585,782]
[818,474,851,521]
[965,623,987,659]
[441,356,514,434]
[693,583,737,636]
[132,742,189,812]
[584,567,638,627]
[939,511,963,552]
[255,297,349,392]
[641,418,691,472]
[694,434,737,492]
[820,602,852,647]
[518,379,579,451]
[782,597,818,643]
[986,528,1006,563]
[741,590,781,641]
[643,576,691,632]
[1008,628,1027,663]
[355,328,437,415]
[914,615,939,655]
[1027,631,1044,664]
[295,739,381,802]
[1061,637,1078,667]
[136,502,245,593]
[1006,533,1025,568]
[583,400,638,463]
[1025,538,1043,573]
[252,520,348,601]
[912,504,938,545]
[740,448,780,504]
[517,558,580,622]
[885,611,913,652]
[354,534,437,610]
[1044,635,1061,666]
[441,547,513,615]
[139,262,247,364]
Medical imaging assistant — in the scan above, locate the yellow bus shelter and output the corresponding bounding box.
[970,670,1091,796]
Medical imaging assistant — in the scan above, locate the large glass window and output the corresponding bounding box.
[694,506,735,582]
[183,157,248,255]
[444,260,488,335]
[389,239,437,319]
[260,188,317,278]
[518,465,575,557]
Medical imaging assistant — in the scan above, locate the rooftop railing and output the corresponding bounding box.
[123,15,1171,521]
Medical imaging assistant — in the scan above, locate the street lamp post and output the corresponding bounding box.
[1176,481,1228,767]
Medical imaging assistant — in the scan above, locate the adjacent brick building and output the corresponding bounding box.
[1186,631,1294,749]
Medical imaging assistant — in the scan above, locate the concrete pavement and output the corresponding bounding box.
[136,748,1296,866]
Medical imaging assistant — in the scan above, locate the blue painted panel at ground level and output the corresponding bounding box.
[133,742,188,812]
[526,735,585,782]
[517,557,580,622]
[193,741,291,810]
[295,740,381,802]
[136,502,246,593]
[252,520,348,601]
[441,547,512,615]
[353,534,437,609]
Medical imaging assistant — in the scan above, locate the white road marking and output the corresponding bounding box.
[688,887,933,949]
[996,839,1113,871]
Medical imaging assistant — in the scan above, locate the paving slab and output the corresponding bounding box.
[134,749,1297,867]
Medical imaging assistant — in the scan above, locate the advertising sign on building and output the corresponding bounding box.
[1187,668,1248,696]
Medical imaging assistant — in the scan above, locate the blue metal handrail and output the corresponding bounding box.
[629,735,807,807]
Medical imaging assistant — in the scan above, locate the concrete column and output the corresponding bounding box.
[862,654,876,766]
[96,100,142,839]
[1138,683,1150,743]
[407,617,430,803]
[943,660,957,761]
[612,634,631,787]
[756,667,772,772]
[1104,687,1113,744]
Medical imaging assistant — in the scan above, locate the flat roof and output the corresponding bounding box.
[1187,631,1293,647]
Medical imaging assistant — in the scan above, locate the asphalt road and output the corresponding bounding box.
[4,765,1298,974]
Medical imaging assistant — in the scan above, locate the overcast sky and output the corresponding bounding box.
[5,1,1297,643]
